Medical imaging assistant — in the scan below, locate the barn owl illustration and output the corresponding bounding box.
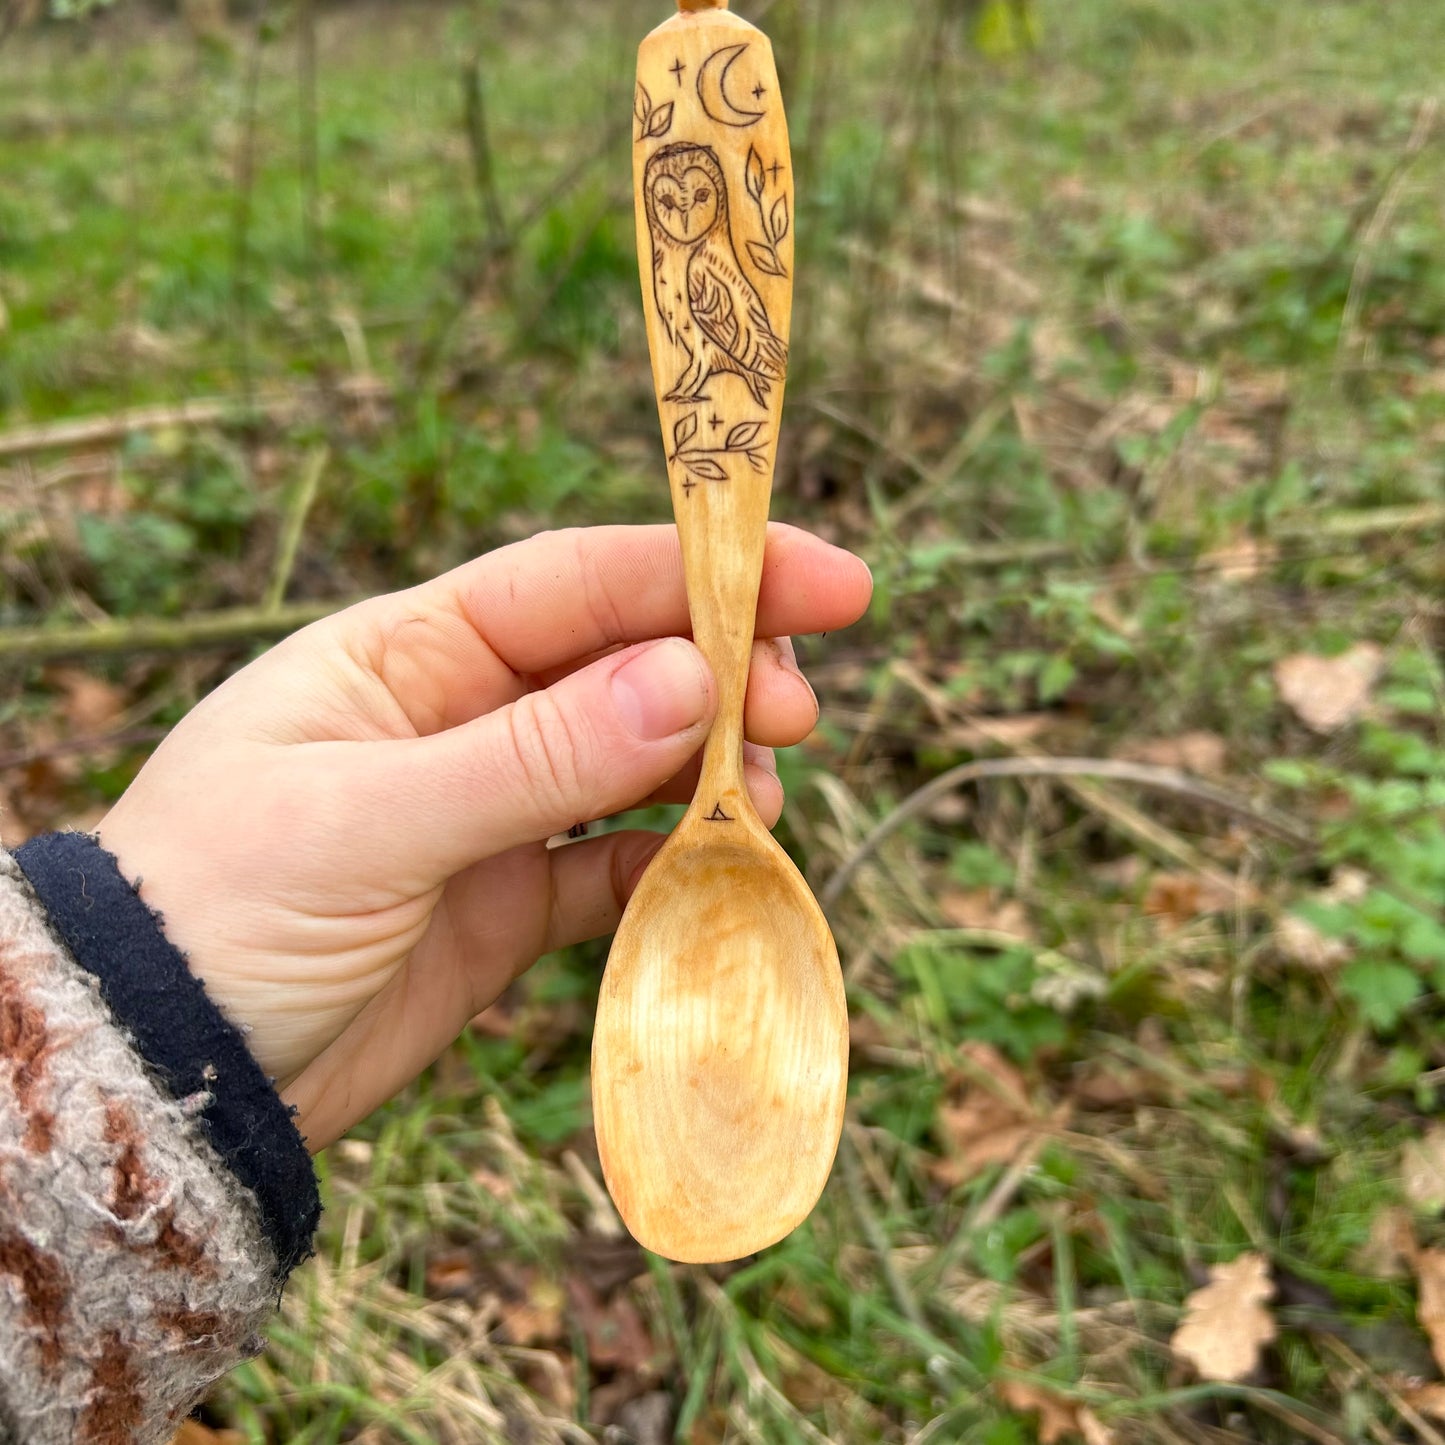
[643,142,788,406]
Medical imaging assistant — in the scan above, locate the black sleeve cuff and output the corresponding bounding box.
[14,830,320,1277]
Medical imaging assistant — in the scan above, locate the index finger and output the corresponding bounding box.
[434,522,871,676]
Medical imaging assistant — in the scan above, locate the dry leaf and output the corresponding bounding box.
[1142,872,1242,927]
[1171,1252,1278,1382]
[1120,731,1227,774]
[499,1275,566,1346]
[0,786,33,848]
[46,666,128,734]
[995,1378,1114,1444]
[1401,1380,1445,1422]
[1404,1127,1445,1212]
[1273,644,1384,733]
[169,1424,244,1445]
[564,1275,656,1372]
[1200,537,1278,583]
[424,1246,479,1300]
[1418,1248,1445,1373]
[932,1043,1043,1186]
[1354,1206,1417,1279]
[1275,913,1351,971]
[939,888,1033,938]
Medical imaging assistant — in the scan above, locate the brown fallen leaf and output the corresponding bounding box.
[1171,1252,1277,1382]
[939,888,1033,938]
[1199,537,1279,584]
[995,1378,1114,1444]
[46,666,128,734]
[564,1275,656,1372]
[1142,872,1243,928]
[1354,1206,1417,1280]
[169,1424,244,1445]
[1119,730,1227,775]
[932,1043,1042,1187]
[1417,1247,1445,1372]
[1404,1127,1445,1213]
[1275,913,1351,971]
[499,1274,567,1347]
[1273,643,1383,733]
[1400,1379,1445,1422]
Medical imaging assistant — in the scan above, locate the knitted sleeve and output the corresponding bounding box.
[0,838,322,1444]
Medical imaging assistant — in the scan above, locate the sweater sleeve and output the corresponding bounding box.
[0,838,321,1445]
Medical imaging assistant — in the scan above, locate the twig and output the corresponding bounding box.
[820,757,1313,911]
[462,55,509,255]
[296,0,324,343]
[263,444,329,612]
[0,598,357,666]
[1336,98,1438,371]
[1315,1334,1445,1445]
[0,379,390,460]
[231,0,269,404]
[0,727,170,775]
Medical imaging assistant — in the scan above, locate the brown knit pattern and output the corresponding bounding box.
[0,852,284,1444]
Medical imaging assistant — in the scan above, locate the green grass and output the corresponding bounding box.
[3,0,1445,1440]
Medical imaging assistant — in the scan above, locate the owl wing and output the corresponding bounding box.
[651,240,681,347]
[688,239,787,381]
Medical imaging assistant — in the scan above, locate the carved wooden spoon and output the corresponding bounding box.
[591,0,847,1264]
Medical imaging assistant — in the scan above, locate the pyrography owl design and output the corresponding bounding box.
[643,142,788,406]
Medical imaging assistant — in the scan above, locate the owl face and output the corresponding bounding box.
[645,145,727,247]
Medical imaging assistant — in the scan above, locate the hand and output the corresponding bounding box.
[98,524,871,1150]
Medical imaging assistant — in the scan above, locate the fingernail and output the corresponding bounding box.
[611,639,710,741]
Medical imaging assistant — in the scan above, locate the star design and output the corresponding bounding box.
[769,160,784,183]
[709,414,724,431]
[752,83,767,100]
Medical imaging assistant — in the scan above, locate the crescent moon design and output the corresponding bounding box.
[696,44,765,129]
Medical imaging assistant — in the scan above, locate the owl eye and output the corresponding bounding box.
[657,193,678,212]
[693,188,712,205]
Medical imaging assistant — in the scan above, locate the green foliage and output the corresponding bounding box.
[894,936,1071,1060]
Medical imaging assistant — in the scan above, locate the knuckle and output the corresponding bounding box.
[506,689,590,818]
[572,528,629,644]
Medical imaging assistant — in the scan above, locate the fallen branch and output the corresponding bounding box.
[263,445,330,613]
[0,727,170,775]
[0,598,359,665]
[819,756,1314,911]
[0,377,390,461]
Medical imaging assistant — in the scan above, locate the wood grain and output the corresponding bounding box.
[591,1,847,1264]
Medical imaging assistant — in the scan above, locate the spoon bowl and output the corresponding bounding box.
[593,810,847,1262]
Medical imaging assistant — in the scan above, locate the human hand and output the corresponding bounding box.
[98,524,871,1151]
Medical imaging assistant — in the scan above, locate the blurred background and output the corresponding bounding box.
[3,0,1445,1440]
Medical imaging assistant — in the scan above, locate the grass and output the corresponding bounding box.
[3,0,1445,1440]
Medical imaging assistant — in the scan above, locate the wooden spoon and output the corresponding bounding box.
[591,0,847,1265]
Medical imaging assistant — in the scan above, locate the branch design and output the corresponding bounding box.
[634,83,675,142]
[744,146,789,278]
[667,413,768,484]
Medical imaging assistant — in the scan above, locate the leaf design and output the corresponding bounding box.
[673,413,698,449]
[645,102,675,139]
[634,83,652,125]
[746,145,766,201]
[747,240,787,277]
[686,457,729,482]
[725,421,763,449]
[770,195,790,244]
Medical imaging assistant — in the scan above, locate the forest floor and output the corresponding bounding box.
[3,1,1445,1441]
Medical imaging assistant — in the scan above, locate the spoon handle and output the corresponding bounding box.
[633,0,793,826]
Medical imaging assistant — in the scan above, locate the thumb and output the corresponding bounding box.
[353,637,715,885]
